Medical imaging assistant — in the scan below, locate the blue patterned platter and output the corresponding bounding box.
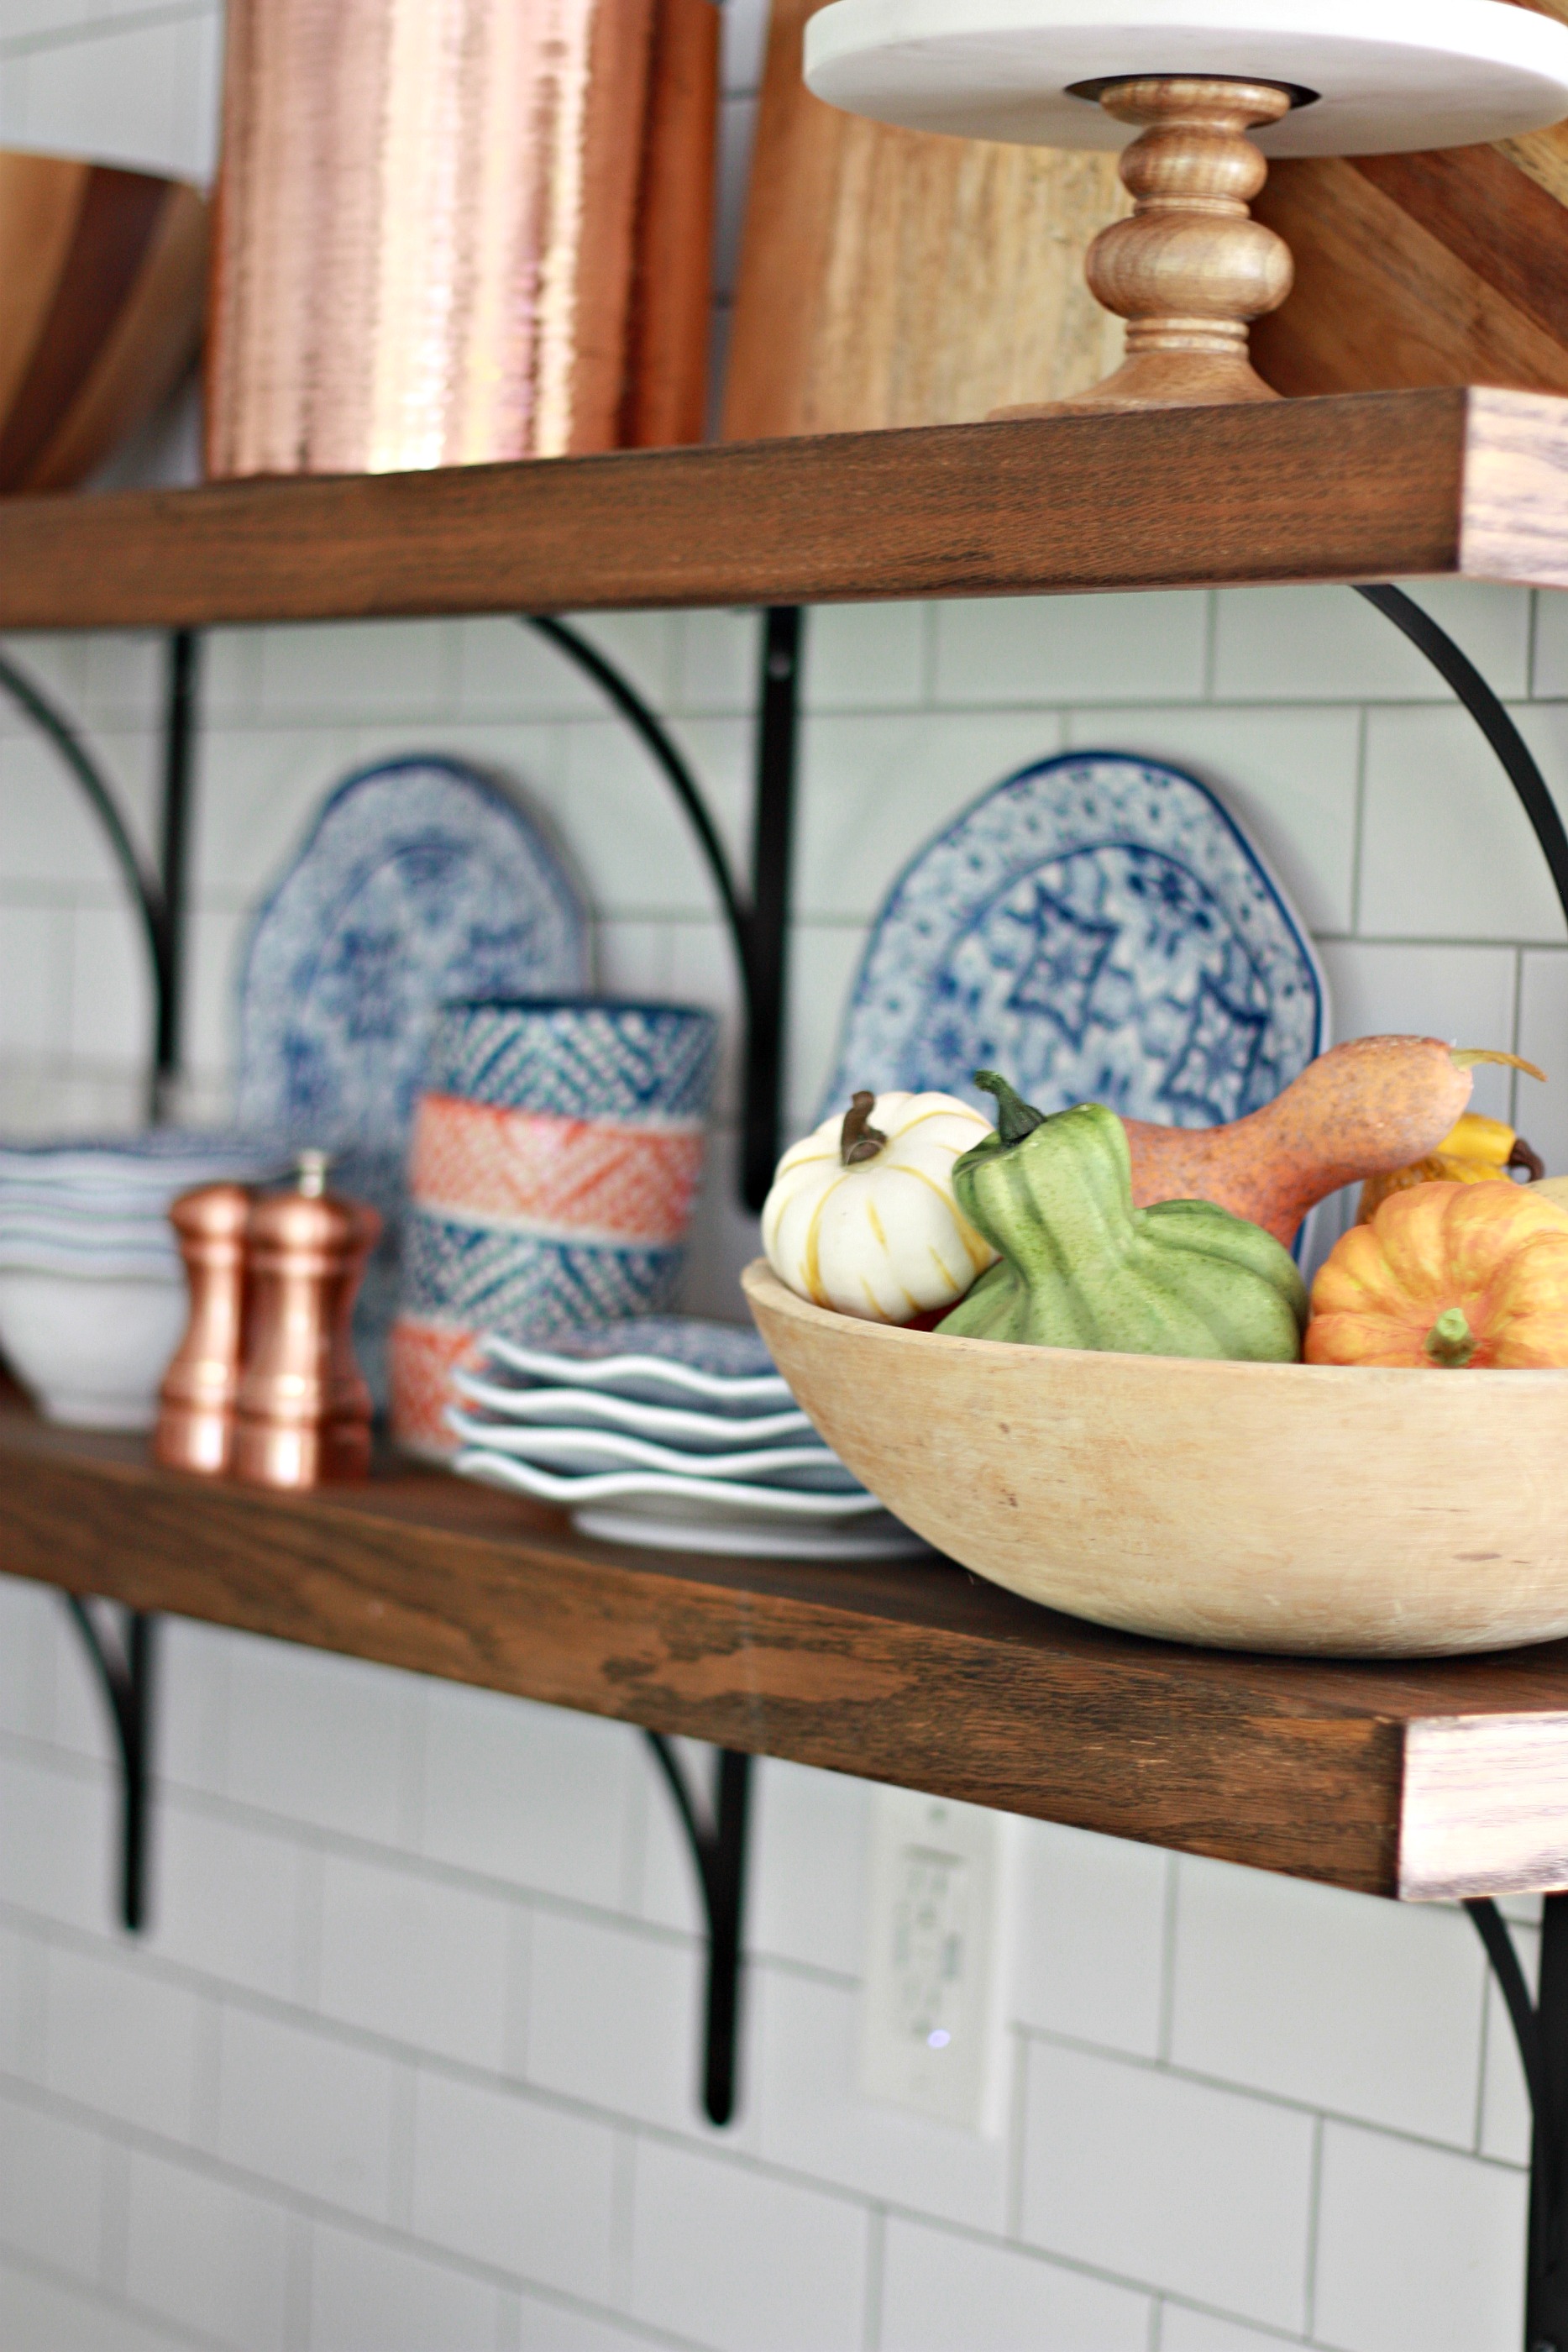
[236,758,589,1158]
[824,752,1328,1131]
[234,757,590,1399]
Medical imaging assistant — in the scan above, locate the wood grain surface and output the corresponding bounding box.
[7,1409,1568,1899]
[0,386,1562,626]
[721,0,1125,437]
[742,1260,1568,1660]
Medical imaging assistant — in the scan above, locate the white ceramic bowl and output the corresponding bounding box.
[0,1263,186,1431]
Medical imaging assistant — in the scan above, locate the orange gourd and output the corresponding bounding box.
[1305,1181,1568,1369]
[1124,1037,1541,1248]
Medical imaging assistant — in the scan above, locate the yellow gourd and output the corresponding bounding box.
[1357,1112,1544,1221]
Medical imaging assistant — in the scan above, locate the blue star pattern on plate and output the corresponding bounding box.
[823,753,1327,1130]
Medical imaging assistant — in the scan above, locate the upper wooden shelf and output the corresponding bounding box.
[1,386,1565,631]
[4,1406,1568,1904]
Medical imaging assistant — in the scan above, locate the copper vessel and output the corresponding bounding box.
[207,0,659,475]
[233,1154,381,1489]
[155,1183,254,1476]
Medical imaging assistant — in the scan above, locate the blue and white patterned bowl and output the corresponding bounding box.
[426,998,718,1121]
[402,1205,688,1342]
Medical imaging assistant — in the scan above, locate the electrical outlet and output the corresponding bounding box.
[857,1785,1012,2131]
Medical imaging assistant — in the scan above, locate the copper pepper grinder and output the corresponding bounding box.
[155,1183,254,1475]
[233,1151,382,1489]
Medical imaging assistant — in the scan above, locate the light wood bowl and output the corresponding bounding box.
[743,1259,1568,1657]
[0,151,207,493]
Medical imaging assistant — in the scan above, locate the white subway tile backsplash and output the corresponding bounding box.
[629,2137,869,2352]
[123,2149,290,2352]
[878,2216,1152,2351]
[0,1571,47,1735]
[1313,2123,1526,2352]
[308,2218,503,2352]
[0,906,72,1060]
[754,1966,1009,2232]
[0,2254,194,2352]
[0,727,157,890]
[1157,2309,1300,2350]
[147,1803,305,2005]
[0,1750,120,1934]
[191,727,364,901]
[933,593,1208,707]
[317,1851,512,2071]
[805,606,926,714]
[1020,2044,1314,2329]
[513,2287,674,2349]
[1213,583,1531,705]
[45,1946,203,2141]
[794,711,1067,923]
[1360,705,1568,944]
[254,623,459,725]
[559,715,750,920]
[525,1910,712,2140]
[0,1923,24,2072]
[222,1635,421,1849]
[18,12,221,180]
[411,2072,617,2293]
[0,2087,104,2280]
[217,2008,404,2222]
[67,902,153,1067]
[674,611,762,718]
[1518,953,1568,1168]
[1011,1821,1167,2059]
[748,1759,868,1977]
[1168,1858,1486,2145]
[418,1685,637,1909]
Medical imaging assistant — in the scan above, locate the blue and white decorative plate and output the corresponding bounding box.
[824,752,1328,1129]
[234,757,590,1399]
[236,758,589,1158]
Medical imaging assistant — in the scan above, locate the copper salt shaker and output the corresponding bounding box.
[155,1183,254,1475]
[233,1152,381,1489]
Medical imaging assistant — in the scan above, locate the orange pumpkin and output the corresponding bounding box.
[1306,1181,1568,1369]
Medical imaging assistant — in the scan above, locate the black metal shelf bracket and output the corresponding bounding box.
[61,1599,155,1932]
[643,1734,753,2127]
[1469,1898,1568,2352]
[521,607,803,1211]
[1355,583,1568,2352]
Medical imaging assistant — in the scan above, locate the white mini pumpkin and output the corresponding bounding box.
[762,1089,999,1323]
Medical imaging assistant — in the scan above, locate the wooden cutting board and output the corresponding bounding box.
[721,0,1128,438]
[1252,0,1568,396]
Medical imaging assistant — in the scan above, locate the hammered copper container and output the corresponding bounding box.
[155,1183,253,1477]
[207,0,658,475]
[233,1164,381,1489]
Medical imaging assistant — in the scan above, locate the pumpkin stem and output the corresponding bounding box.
[1425,1306,1478,1368]
[840,1091,889,1166]
[974,1069,1047,1148]
[1511,1136,1547,1183]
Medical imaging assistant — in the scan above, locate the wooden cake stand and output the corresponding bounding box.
[803,0,1568,410]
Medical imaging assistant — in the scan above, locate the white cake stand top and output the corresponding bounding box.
[804,0,1568,155]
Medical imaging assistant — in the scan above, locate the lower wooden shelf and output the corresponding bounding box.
[3,1405,1566,1903]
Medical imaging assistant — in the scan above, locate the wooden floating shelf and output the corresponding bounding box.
[5,1406,1568,1903]
[0,386,1565,630]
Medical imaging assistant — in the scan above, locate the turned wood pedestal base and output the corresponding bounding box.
[994,74,1298,416]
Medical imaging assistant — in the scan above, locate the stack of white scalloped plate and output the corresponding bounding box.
[448,1315,928,1559]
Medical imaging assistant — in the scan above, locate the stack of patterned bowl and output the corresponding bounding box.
[391,1000,720,1455]
[447,1315,928,1558]
[0,1131,282,1428]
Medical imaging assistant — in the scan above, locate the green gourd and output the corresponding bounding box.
[936,1072,1307,1361]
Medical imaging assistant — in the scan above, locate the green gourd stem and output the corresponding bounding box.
[974,1069,1046,1148]
[1425,1306,1477,1368]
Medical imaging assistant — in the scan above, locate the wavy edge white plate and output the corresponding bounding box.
[454,1450,895,1520]
[452,1368,814,1449]
[447,1410,862,1488]
[482,1331,791,1411]
[572,1505,931,1560]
